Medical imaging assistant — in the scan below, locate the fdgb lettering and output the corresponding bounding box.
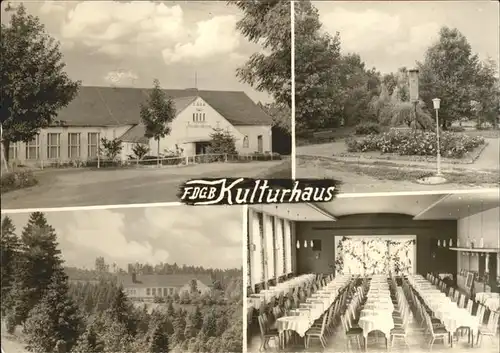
[189,187,217,200]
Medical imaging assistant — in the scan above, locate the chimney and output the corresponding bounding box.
[131,272,137,283]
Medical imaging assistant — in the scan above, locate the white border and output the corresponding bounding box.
[242,205,248,353]
[290,0,296,180]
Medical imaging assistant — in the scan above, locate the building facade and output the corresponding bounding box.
[2,86,273,166]
[118,273,213,301]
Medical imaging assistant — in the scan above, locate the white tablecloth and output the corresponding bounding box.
[476,292,500,312]
[358,315,394,339]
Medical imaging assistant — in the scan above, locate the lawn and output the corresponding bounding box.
[1,160,286,209]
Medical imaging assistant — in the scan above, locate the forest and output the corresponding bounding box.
[0,213,243,353]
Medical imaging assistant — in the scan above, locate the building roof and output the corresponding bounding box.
[117,273,214,288]
[54,86,272,127]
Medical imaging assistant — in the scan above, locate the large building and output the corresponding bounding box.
[4,86,273,165]
[118,273,213,301]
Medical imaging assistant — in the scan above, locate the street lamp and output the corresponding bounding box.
[432,98,442,176]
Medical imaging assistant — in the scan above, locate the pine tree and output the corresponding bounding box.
[1,216,20,314]
[148,321,169,353]
[70,319,105,353]
[201,308,217,337]
[190,306,203,331]
[24,271,83,353]
[206,128,237,156]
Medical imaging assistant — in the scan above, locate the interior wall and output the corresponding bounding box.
[457,207,500,275]
[294,213,457,276]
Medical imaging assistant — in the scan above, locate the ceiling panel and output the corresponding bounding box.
[315,193,446,218]
[414,188,500,220]
[250,204,335,221]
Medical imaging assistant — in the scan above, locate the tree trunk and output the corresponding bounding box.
[2,139,10,159]
[157,138,160,167]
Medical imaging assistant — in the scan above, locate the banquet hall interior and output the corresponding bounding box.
[246,188,500,352]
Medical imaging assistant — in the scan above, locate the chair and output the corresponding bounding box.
[425,314,449,350]
[457,293,465,308]
[257,313,279,351]
[341,313,363,351]
[305,310,329,348]
[477,311,499,346]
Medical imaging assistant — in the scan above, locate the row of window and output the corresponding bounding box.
[192,112,206,122]
[247,210,293,288]
[146,287,176,296]
[8,132,100,160]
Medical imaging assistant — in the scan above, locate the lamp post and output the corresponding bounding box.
[432,98,442,176]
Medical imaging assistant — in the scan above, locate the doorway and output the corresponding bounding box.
[195,142,210,155]
[257,135,263,153]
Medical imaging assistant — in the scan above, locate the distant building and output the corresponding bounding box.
[117,273,213,301]
[3,86,274,165]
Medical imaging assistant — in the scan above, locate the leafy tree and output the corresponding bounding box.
[95,256,109,273]
[24,271,83,353]
[230,0,291,108]
[206,128,237,156]
[0,4,80,162]
[100,137,123,161]
[473,58,500,128]
[259,102,291,133]
[1,216,20,313]
[294,1,344,130]
[140,79,176,166]
[418,27,480,129]
[132,143,150,160]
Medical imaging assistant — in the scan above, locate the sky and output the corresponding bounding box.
[314,0,499,74]
[8,205,243,270]
[1,1,271,103]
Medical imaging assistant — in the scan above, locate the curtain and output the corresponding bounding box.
[284,220,292,273]
[264,214,275,282]
[250,210,264,286]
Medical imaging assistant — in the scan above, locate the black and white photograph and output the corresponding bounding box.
[294,0,499,193]
[0,0,292,209]
[246,188,500,352]
[1,205,243,353]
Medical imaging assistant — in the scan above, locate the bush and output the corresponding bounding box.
[140,155,183,166]
[355,122,381,135]
[1,170,38,193]
[346,129,485,158]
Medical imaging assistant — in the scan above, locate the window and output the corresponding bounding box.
[8,143,18,160]
[163,288,168,297]
[258,212,265,283]
[271,216,278,280]
[243,136,249,148]
[47,133,61,159]
[88,132,100,158]
[146,288,151,296]
[68,133,81,158]
[152,288,157,296]
[26,136,40,160]
[169,288,174,295]
[281,219,286,275]
[247,217,252,287]
[192,112,206,123]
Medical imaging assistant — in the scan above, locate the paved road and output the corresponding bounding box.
[2,161,288,210]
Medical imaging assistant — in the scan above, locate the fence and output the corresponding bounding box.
[1,152,282,172]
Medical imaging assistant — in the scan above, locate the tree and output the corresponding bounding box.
[294,1,345,130]
[131,143,150,161]
[95,256,109,273]
[230,0,291,108]
[140,79,176,166]
[11,212,65,324]
[473,58,500,128]
[70,321,104,353]
[206,128,237,156]
[100,137,123,161]
[24,271,83,353]
[0,4,80,162]
[1,216,20,313]
[418,27,480,129]
[148,323,169,353]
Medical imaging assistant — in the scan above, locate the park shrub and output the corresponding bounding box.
[346,129,485,158]
[449,126,466,132]
[0,170,38,194]
[354,122,381,135]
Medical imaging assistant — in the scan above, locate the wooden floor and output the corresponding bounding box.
[247,314,499,353]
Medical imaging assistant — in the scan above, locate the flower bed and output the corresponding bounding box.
[346,130,485,159]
